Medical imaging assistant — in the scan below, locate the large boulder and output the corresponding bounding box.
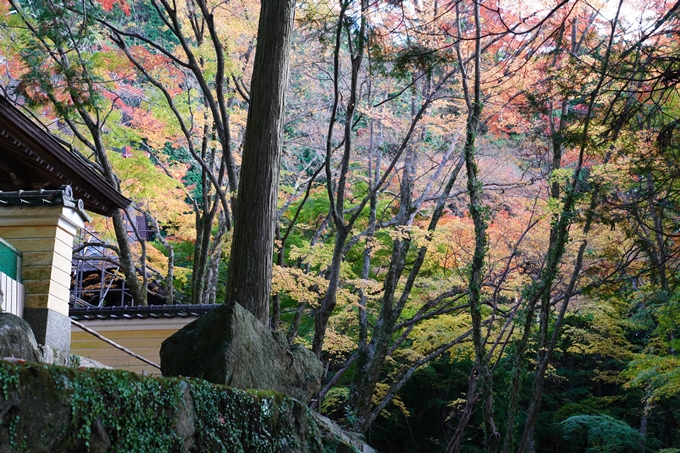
[0,312,40,362]
[160,302,323,404]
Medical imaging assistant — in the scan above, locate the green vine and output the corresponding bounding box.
[0,362,332,452]
[0,361,19,399]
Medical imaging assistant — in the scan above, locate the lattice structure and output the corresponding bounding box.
[71,227,132,308]
[70,216,156,309]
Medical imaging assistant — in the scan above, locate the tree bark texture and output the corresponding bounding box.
[225,0,296,324]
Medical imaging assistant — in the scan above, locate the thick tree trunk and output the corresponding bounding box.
[225,0,296,324]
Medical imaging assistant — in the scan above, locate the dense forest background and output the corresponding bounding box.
[1,0,680,451]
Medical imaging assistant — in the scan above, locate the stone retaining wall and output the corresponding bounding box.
[0,362,365,453]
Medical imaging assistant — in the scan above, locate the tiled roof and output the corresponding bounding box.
[0,185,90,222]
[69,304,218,321]
[0,95,131,216]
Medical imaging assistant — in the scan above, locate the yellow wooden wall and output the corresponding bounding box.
[70,319,192,376]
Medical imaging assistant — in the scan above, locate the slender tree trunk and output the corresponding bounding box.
[166,239,175,305]
[91,125,147,306]
[286,302,306,345]
[271,225,282,329]
[517,6,624,450]
[348,78,418,427]
[350,162,412,431]
[358,124,379,350]
[447,374,479,453]
[111,210,147,306]
[149,214,175,305]
[312,0,367,357]
[639,386,652,453]
[286,212,330,344]
[312,229,349,356]
[502,16,594,452]
[225,0,296,323]
[192,207,217,305]
[192,124,221,305]
[348,138,465,434]
[452,0,498,450]
[204,211,228,305]
[501,296,540,452]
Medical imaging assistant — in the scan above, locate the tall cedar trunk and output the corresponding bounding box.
[225,0,296,323]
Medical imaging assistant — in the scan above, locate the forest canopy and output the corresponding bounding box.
[1,0,680,451]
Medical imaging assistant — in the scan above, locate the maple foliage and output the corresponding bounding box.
[99,0,130,15]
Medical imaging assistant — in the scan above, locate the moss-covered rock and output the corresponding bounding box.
[0,361,364,453]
